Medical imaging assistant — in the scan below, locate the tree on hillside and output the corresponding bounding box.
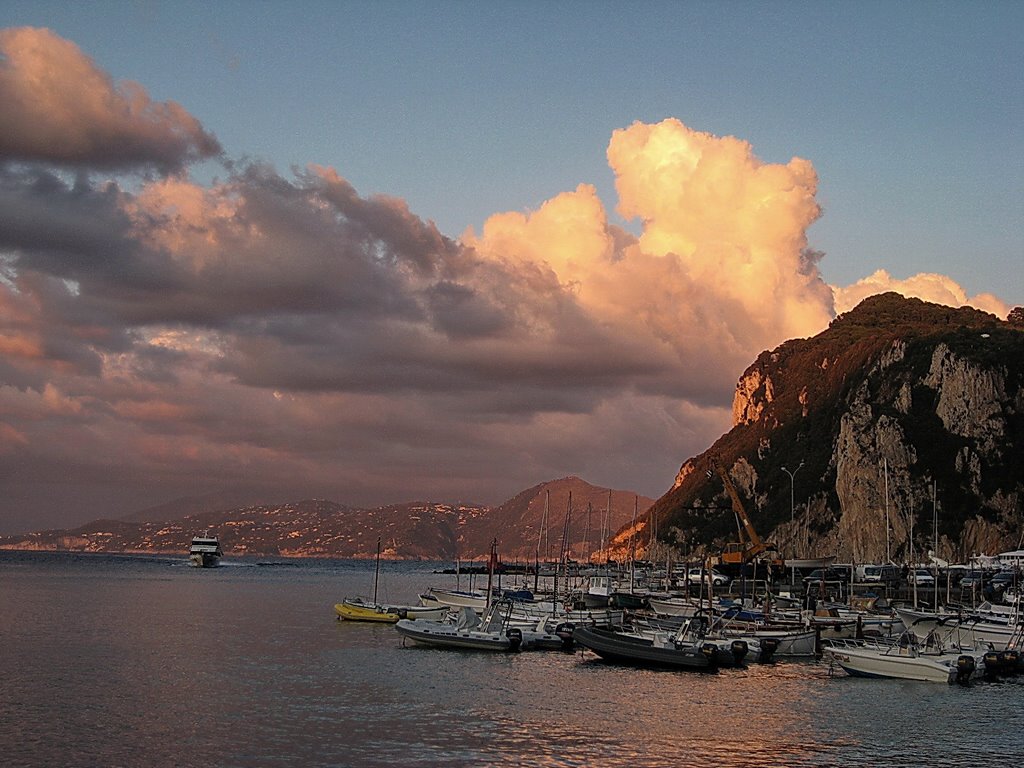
[1009,307,1024,327]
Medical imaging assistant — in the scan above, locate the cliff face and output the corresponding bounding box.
[652,294,1024,564]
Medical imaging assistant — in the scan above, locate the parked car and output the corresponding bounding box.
[855,564,901,584]
[990,570,1020,591]
[686,567,730,586]
[957,573,987,590]
[908,568,935,586]
[802,568,850,588]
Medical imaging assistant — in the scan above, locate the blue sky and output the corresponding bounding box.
[8,0,1021,301]
[0,2,1021,532]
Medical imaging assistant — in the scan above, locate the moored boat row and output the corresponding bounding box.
[331,559,1024,684]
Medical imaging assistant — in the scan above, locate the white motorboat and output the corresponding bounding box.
[581,574,613,608]
[805,599,903,639]
[395,601,575,652]
[420,587,490,612]
[897,605,1022,649]
[646,593,709,618]
[948,615,1020,649]
[188,531,221,568]
[823,634,983,684]
[895,605,970,639]
[714,624,818,657]
[505,598,624,629]
[396,606,519,651]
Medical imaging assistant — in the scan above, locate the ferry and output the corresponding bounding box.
[189,532,222,568]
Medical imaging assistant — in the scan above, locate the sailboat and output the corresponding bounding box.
[335,537,449,623]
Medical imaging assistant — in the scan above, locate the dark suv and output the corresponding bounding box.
[957,573,987,589]
[990,570,1020,592]
[803,568,851,588]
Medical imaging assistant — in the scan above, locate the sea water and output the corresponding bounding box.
[1,550,1021,767]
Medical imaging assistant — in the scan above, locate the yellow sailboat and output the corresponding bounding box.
[334,599,402,622]
[334,537,449,623]
[334,597,449,623]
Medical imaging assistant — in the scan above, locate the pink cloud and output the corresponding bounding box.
[832,269,1011,319]
[0,31,1014,532]
[0,27,220,173]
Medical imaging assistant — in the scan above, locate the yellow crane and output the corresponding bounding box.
[708,457,784,571]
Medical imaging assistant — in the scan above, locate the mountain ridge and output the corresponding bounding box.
[641,293,1023,564]
[7,294,1020,565]
[0,477,655,561]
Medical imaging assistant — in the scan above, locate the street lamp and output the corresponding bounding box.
[782,462,804,523]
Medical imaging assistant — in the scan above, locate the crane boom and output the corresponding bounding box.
[709,457,782,568]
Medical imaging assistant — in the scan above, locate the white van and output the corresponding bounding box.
[856,564,900,584]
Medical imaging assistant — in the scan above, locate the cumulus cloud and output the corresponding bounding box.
[464,119,837,398]
[0,27,220,173]
[833,269,1011,318]
[0,33,1012,532]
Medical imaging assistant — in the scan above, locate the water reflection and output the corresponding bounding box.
[3,553,1024,767]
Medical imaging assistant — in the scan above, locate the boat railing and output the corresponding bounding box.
[824,634,937,659]
[826,628,970,657]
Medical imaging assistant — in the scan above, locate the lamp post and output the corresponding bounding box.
[782,462,804,523]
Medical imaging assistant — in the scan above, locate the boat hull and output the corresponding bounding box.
[896,607,1018,649]
[188,552,220,568]
[824,640,981,683]
[421,588,489,611]
[715,625,818,657]
[572,626,717,671]
[646,596,704,618]
[335,601,449,623]
[394,619,521,651]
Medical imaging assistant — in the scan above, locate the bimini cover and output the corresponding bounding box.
[455,606,481,631]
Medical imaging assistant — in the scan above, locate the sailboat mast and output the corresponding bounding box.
[583,502,591,564]
[543,490,550,567]
[884,458,891,563]
[373,536,381,605]
[552,491,559,603]
[932,480,939,607]
[629,495,638,593]
[535,491,546,594]
[910,495,917,608]
[485,538,496,610]
[560,491,573,582]
[602,489,611,564]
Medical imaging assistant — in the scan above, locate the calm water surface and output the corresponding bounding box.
[1,551,1021,767]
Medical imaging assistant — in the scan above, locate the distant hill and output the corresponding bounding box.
[477,476,654,562]
[119,489,278,523]
[644,293,1024,564]
[0,477,653,561]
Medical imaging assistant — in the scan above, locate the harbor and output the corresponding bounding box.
[4,550,1024,767]
[337,550,1024,682]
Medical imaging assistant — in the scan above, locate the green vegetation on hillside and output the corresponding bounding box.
[652,293,1024,561]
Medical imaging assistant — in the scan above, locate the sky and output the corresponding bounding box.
[0,2,1021,533]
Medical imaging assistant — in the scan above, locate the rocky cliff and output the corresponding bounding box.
[648,293,1024,564]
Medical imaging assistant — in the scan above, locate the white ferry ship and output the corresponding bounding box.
[188,532,222,568]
